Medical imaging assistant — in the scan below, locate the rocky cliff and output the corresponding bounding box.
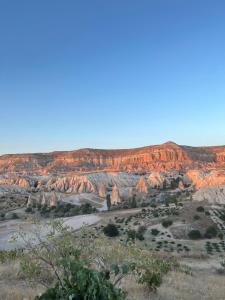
[1,141,225,175]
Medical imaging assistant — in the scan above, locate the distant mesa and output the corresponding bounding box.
[0,141,225,175]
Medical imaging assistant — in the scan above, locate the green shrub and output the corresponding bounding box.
[137,225,147,235]
[127,229,137,241]
[162,219,173,228]
[25,207,33,213]
[193,215,200,221]
[196,206,204,212]
[0,249,23,263]
[204,225,218,239]
[36,258,126,300]
[218,232,224,240]
[188,230,202,240]
[103,223,119,237]
[137,259,174,291]
[151,229,160,236]
[12,213,19,219]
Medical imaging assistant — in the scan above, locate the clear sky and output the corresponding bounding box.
[0,0,225,154]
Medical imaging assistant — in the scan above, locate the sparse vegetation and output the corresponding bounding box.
[103,223,119,237]
[151,229,160,236]
[188,230,202,240]
[204,225,218,239]
[196,206,205,213]
[162,219,173,228]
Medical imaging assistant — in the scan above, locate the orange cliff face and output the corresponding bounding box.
[0,141,225,175]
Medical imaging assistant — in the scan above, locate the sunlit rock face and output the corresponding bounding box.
[147,172,166,189]
[27,192,61,208]
[1,142,225,206]
[98,182,106,198]
[0,176,30,188]
[136,176,148,193]
[1,142,225,175]
[186,169,225,188]
[111,185,121,204]
[193,185,225,204]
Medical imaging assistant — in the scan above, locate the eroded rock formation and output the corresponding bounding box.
[136,176,148,193]
[1,141,225,175]
[111,185,121,204]
[27,192,61,208]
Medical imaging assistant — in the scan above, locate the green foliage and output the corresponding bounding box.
[137,258,175,291]
[204,225,218,239]
[36,259,126,300]
[196,206,204,212]
[25,207,33,213]
[218,232,224,240]
[130,195,137,208]
[0,212,5,218]
[151,229,160,236]
[127,229,136,241]
[0,249,23,263]
[188,230,202,240]
[12,212,19,219]
[106,194,111,211]
[14,220,179,298]
[40,202,97,218]
[103,223,119,237]
[165,197,178,206]
[161,219,173,228]
[193,215,200,221]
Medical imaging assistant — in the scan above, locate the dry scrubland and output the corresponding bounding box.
[1,198,225,300]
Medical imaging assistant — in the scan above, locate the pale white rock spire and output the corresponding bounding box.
[98,181,106,198]
[111,185,120,204]
[49,192,57,207]
[40,192,47,206]
[27,195,34,207]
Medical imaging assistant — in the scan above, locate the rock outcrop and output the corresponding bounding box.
[1,141,225,175]
[193,185,225,204]
[111,185,121,204]
[136,176,148,193]
[27,192,61,208]
[98,182,106,198]
[186,169,225,188]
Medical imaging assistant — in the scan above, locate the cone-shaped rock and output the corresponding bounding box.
[136,176,148,193]
[111,185,120,204]
[98,181,106,198]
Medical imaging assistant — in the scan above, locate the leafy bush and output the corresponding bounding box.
[12,212,19,219]
[36,259,126,300]
[0,249,23,263]
[162,219,173,228]
[15,220,179,297]
[218,232,224,240]
[127,229,136,241]
[103,223,119,237]
[137,259,174,291]
[204,225,218,239]
[25,207,33,213]
[151,229,160,236]
[188,230,202,239]
[193,215,200,221]
[196,206,204,212]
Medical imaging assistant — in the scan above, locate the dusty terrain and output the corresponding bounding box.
[1,142,225,299]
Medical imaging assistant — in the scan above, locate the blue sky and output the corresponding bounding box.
[0,0,225,154]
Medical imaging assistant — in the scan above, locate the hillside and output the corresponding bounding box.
[1,141,225,175]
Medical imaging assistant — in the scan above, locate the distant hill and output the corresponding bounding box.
[0,141,225,175]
